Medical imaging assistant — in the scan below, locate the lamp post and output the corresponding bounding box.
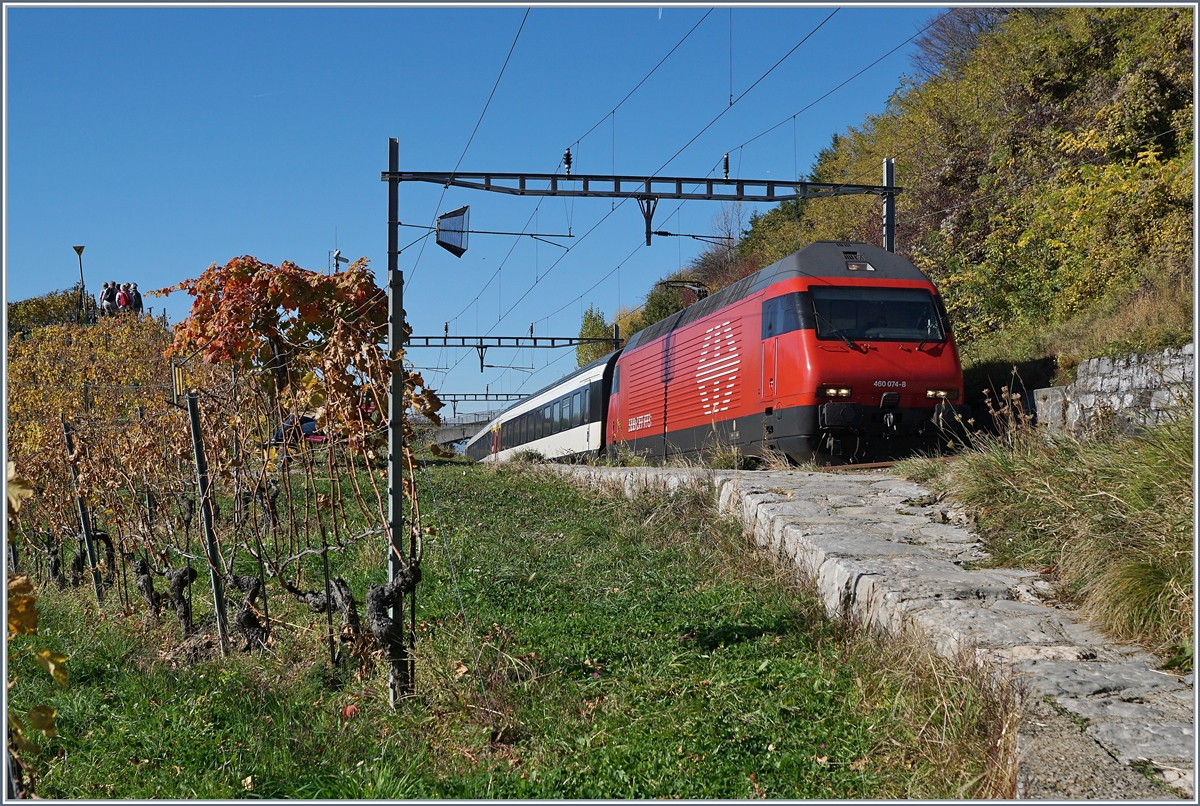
[72,245,86,323]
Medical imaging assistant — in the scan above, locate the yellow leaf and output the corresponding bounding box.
[8,594,38,639]
[8,575,38,638]
[8,575,34,598]
[7,713,36,755]
[6,461,34,523]
[27,705,56,738]
[34,649,68,687]
[454,661,469,680]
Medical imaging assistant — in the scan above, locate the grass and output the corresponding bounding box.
[9,460,1018,798]
[895,404,1193,661]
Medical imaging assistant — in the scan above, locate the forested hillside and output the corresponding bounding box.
[593,7,1193,376]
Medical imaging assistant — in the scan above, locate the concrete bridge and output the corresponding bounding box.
[412,411,501,446]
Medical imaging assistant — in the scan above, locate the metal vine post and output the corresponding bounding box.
[61,416,104,604]
[387,137,413,703]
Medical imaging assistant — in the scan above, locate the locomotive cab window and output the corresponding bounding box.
[810,286,945,343]
[762,292,814,339]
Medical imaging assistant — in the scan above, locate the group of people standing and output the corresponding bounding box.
[98,281,143,316]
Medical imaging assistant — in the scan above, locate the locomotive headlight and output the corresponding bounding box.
[818,386,852,398]
[925,389,959,400]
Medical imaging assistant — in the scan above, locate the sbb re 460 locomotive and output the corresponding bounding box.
[465,241,968,465]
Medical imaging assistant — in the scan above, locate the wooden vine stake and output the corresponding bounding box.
[186,391,230,657]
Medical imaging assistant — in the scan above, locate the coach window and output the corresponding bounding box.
[589,381,602,422]
[549,402,558,434]
[571,392,583,427]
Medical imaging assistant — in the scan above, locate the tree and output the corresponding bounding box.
[576,304,613,368]
[909,8,1008,80]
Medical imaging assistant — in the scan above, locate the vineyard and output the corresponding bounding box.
[5,258,455,791]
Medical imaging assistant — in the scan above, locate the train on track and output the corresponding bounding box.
[464,241,968,465]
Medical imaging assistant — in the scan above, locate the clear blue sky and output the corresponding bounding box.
[5,4,942,409]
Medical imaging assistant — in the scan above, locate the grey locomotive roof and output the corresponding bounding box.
[748,241,931,290]
[623,241,933,352]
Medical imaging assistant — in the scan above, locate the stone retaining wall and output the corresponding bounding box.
[1033,343,1193,435]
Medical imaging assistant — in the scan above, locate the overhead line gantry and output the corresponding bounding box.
[380,169,901,247]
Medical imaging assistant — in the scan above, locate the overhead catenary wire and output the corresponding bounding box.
[651,8,839,177]
[430,14,843,387]
[729,15,934,157]
[405,8,531,292]
[444,8,715,335]
[480,12,840,337]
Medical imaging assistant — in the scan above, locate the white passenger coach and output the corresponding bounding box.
[463,351,618,463]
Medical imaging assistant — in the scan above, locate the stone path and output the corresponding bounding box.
[551,465,1195,799]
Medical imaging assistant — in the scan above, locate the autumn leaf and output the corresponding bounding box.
[8,575,38,638]
[454,661,469,680]
[7,713,36,755]
[26,705,56,738]
[34,649,68,687]
[6,461,33,524]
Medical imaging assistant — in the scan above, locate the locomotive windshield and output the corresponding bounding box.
[810,286,945,343]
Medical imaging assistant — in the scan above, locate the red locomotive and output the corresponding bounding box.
[605,240,965,463]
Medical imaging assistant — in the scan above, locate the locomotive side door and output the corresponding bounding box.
[760,338,778,403]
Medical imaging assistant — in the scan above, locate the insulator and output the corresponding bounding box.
[563,147,573,176]
[723,153,729,179]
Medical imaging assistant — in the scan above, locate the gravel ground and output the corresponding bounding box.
[1017,696,1184,800]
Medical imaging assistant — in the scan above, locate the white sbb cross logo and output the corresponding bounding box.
[696,320,739,416]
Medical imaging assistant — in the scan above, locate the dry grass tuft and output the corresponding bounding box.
[910,400,1193,657]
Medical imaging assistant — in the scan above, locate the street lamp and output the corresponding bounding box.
[73,245,86,324]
